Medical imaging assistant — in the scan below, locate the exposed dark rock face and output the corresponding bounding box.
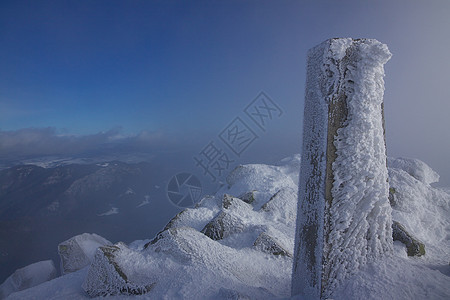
[201,212,228,240]
[392,221,426,257]
[389,187,397,207]
[238,191,256,205]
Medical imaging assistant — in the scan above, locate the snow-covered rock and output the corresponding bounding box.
[6,155,450,299]
[388,157,440,185]
[201,211,244,241]
[58,233,112,274]
[0,260,57,298]
[392,221,425,257]
[80,158,298,298]
[260,187,297,226]
[82,242,155,297]
[253,232,292,257]
[201,195,252,241]
[388,159,450,263]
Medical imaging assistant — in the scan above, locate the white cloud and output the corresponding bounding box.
[0,127,167,160]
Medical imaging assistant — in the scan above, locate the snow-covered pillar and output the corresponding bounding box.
[292,38,393,299]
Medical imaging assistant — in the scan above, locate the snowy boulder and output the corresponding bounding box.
[145,202,219,248]
[143,225,290,298]
[388,157,439,185]
[151,195,222,237]
[221,194,253,211]
[201,194,252,241]
[85,228,220,298]
[253,232,292,257]
[58,233,112,274]
[260,190,281,212]
[149,227,216,263]
[84,220,290,299]
[388,161,450,251]
[82,242,155,297]
[225,163,298,208]
[392,221,425,257]
[0,260,57,298]
[260,187,297,226]
[201,211,245,241]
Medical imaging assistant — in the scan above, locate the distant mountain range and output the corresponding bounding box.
[0,160,181,283]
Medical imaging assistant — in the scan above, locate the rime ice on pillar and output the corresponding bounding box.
[292,38,393,299]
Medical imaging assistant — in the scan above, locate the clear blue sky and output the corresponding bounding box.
[1,0,450,186]
[1,0,307,134]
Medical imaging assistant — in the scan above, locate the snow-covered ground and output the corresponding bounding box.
[5,155,450,299]
[136,196,151,208]
[97,207,119,217]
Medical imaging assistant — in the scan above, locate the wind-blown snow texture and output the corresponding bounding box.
[333,157,450,300]
[4,155,450,299]
[326,39,393,294]
[292,38,393,299]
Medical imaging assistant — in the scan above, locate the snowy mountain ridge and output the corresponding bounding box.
[4,154,450,299]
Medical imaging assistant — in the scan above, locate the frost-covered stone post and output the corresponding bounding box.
[292,38,393,299]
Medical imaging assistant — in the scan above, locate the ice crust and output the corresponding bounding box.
[292,38,393,298]
[326,38,393,294]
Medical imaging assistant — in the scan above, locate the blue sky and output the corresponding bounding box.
[0,1,308,134]
[1,0,450,186]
